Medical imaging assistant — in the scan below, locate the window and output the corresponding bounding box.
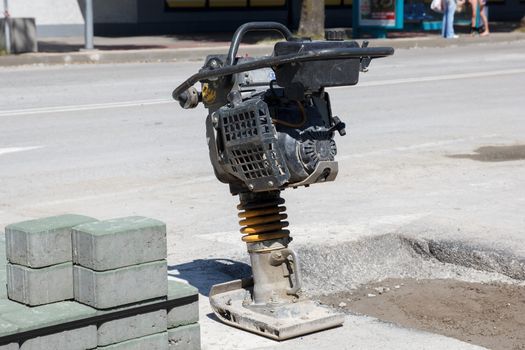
[325,0,353,6]
[165,0,286,8]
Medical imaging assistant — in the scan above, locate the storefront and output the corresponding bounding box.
[92,0,524,36]
[94,0,356,35]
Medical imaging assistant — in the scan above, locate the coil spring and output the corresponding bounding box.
[237,197,290,243]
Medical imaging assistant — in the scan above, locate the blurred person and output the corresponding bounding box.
[442,0,459,38]
[468,0,490,35]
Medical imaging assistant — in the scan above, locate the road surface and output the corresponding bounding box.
[1,39,524,349]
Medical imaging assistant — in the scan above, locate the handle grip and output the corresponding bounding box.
[172,46,394,104]
[226,22,294,66]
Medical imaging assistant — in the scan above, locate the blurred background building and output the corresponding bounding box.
[1,0,524,37]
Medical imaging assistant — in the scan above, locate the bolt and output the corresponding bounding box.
[248,184,254,190]
[211,113,219,127]
[209,59,219,69]
[268,181,274,187]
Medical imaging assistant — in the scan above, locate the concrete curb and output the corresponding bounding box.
[0,33,524,67]
[0,46,276,67]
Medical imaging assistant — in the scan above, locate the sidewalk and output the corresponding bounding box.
[1,28,524,67]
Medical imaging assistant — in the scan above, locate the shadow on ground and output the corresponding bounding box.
[168,258,251,297]
[36,32,283,53]
[37,42,167,52]
[448,144,525,162]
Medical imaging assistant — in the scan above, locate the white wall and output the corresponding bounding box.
[1,0,84,37]
[1,0,84,24]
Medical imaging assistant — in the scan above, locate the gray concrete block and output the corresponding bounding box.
[74,261,167,309]
[0,18,37,53]
[0,266,6,300]
[167,300,199,329]
[0,318,19,338]
[20,325,97,350]
[167,280,199,328]
[0,299,27,315]
[1,301,96,333]
[0,235,6,265]
[97,309,167,346]
[0,319,19,350]
[168,324,200,350]
[6,262,73,306]
[72,216,166,271]
[0,236,6,299]
[5,214,97,268]
[98,332,168,350]
[0,343,18,350]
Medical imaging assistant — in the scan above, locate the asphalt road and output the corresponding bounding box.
[1,40,524,349]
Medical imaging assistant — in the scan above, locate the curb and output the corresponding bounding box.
[0,45,276,67]
[0,33,524,67]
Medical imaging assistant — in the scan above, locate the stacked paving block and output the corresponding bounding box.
[0,214,201,350]
[167,280,200,350]
[2,301,98,350]
[0,236,7,299]
[72,216,169,348]
[5,215,97,306]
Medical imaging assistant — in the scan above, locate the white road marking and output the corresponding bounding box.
[355,68,525,88]
[1,68,524,117]
[0,98,172,117]
[0,146,43,156]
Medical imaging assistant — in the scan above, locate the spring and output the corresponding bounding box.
[237,196,290,243]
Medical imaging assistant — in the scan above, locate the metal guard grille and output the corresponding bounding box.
[218,98,290,191]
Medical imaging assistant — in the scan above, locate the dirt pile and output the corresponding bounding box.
[318,278,525,350]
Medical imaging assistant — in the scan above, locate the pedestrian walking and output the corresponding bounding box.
[442,0,459,38]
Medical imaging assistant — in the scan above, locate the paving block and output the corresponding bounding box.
[74,261,167,309]
[0,299,27,315]
[97,309,167,346]
[168,324,200,350]
[6,262,73,306]
[72,216,166,271]
[167,280,199,328]
[0,236,6,299]
[5,214,97,268]
[98,332,168,350]
[0,318,19,338]
[0,319,19,350]
[20,325,96,350]
[0,235,6,265]
[0,301,96,334]
[0,267,6,300]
